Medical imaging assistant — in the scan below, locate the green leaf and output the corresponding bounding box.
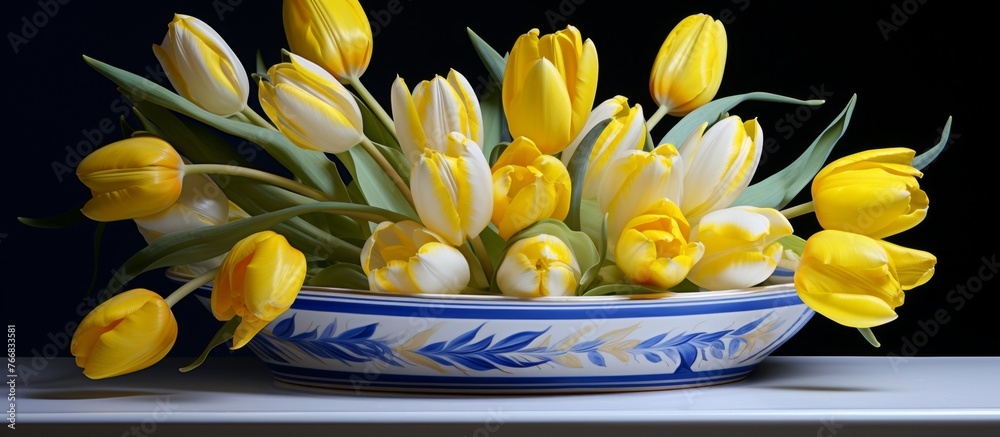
[343,146,418,220]
[477,226,506,273]
[660,91,826,148]
[777,234,807,257]
[307,263,369,289]
[565,118,612,231]
[255,50,268,76]
[84,222,107,299]
[488,142,509,168]
[578,213,608,294]
[480,81,507,161]
[490,219,600,295]
[18,207,86,229]
[913,116,953,170]
[581,283,674,296]
[120,115,136,138]
[180,317,241,373]
[734,94,857,209]
[356,94,401,153]
[83,55,345,199]
[467,27,507,85]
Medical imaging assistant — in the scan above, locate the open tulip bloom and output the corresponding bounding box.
[21,2,956,378]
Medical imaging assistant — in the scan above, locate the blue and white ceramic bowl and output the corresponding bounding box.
[172,269,813,394]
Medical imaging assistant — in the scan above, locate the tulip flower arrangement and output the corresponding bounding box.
[22,1,953,381]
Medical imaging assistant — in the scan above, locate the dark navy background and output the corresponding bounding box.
[3,0,994,369]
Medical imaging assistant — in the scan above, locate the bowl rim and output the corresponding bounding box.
[166,266,797,304]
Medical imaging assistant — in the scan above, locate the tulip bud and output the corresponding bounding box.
[361,220,470,294]
[795,230,935,328]
[391,69,484,164]
[491,137,572,240]
[679,116,762,222]
[212,231,307,349]
[560,96,646,199]
[615,198,704,289]
[411,132,493,246]
[258,52,365,154]
[503,26,598,154]
[76,136,185,222]
[282,0,373,83]
[71,289,177,379]
[649,13,727,116]
[496,234,582,297]
[153,14,249,116]
[686,206,792,290]
[812,147,928,240]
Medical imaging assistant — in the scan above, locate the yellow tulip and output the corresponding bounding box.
[282,0,372,83]
[598,143,684,254]
[212,231,307,349]
[687,206,793,290]
[491,137,572,240]
[503,26,598,154]
[71,289,177,379]
[560,96,646,199]
[649,13,727,116]
[411,132,493,246]
[812,147,928,240]
[259,52,365,154]
[795,230,935,328]
[615,198,704,289]
[361,220,470,294]
[76,136,184,222]
[679,116,762,222]
[133,173,229,235]
[496,234,581,297]
[153,14,249,116]
[391,69,484,163]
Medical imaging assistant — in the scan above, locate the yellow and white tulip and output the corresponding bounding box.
[411,132,493,246]
[686,206,792,290]
[258,52,364,154]
[812,147,928,240]
[282,0,372,83]
[560,96,646,199]
[496,234,581,297]
[212,231,307,349]
[615,198,704,289]
[650,13,727,116]
[361,220,470,294]
[679,116,762,222]
[503,25,598,154]
[391,69,483,164]
[153,14,249,116]
[491,137,572,240]
[794,230,936,328]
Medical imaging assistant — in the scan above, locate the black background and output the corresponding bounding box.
[2,0,995,367]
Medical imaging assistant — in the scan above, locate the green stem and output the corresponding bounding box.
[165,268,219,307]
[779,201,815,220]
[470,236,494,280]
[185,164,331,202]
[240,106,279,132]
[349,77,398,141]
[645,104,669,132]
[359,137,414,207]
[458,243,490,291]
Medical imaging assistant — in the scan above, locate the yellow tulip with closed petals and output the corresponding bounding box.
[391,69,484,164]
[794,230,936,328]
[650,13,727,116]
[133,173,229,236]
[212,231,307,349]
[282,0,372,83]
[560,96,646,199]
[491,137,572,240]
[679,116,762,222]
[153,14,249,116]
[687,206,793,290]
[615,198,704,289]
[76,136,184,222]
[258,52,364,154]
[496,234,581,297]
[598,143,684,254]
[361,220,470,294]
[71,289,177,379]
[411,132,493,246]
[812,147,928,240]
[503,26,598,154]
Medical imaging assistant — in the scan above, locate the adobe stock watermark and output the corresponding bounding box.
[119,396,179,437]
[717,0,751,25]
[758,84,834,167]
[877,0,930,41]
[213,0,244,21]
[464,408,506,437]
[887,254,998,370]
[7,0,71,54]
[545,0,587,31]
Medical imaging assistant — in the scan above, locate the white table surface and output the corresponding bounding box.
[12,356,1000,436]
